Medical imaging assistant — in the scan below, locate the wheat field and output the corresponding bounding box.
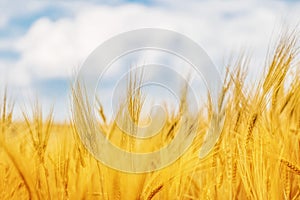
[0,32,299,200]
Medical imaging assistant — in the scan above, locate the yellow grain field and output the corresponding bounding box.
[0,33,299,200]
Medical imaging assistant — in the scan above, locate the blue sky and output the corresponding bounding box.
[0,0,299,122]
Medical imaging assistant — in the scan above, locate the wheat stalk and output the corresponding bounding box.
[281,159,300,175]
[146,184,163,200]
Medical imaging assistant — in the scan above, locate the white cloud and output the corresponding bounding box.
[0,15,7,28]
[0,0,50,28]
[11,1,300,81]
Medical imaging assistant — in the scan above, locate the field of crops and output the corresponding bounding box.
[0,33,299,200]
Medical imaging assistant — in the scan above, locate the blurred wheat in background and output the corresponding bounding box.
[0,32,299,200]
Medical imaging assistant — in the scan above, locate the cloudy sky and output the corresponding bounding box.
[0,0,299,122]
